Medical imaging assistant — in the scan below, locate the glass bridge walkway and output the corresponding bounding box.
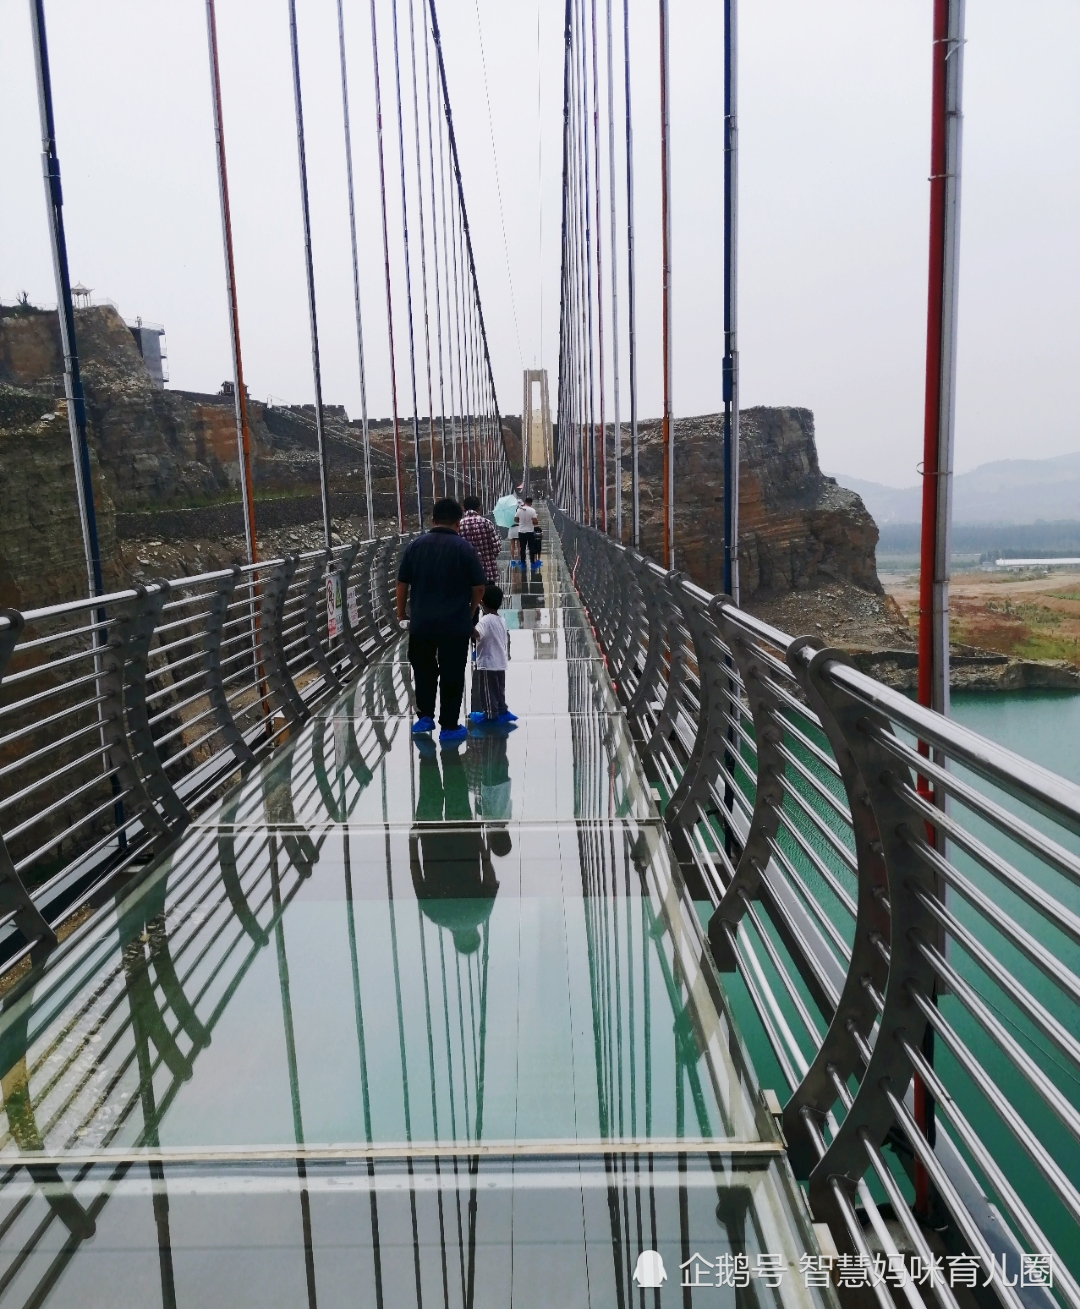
[0,517,829,1309]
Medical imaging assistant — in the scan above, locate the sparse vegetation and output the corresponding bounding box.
[888,568,1080,669]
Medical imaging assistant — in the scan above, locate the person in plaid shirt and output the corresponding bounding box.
[459,497,501,582]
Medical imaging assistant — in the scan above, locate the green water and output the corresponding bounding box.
[710,687,1080,1290]
[952,689,1080,783]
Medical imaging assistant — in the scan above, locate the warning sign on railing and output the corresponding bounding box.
[326,569,343,639]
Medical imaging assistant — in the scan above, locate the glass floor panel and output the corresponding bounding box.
[327,652,621,714]
[0,819,766,1158]
[0,511,831,1304]
[366,624,603,670]
[0,1155,831,1309]
[195,702,649,830]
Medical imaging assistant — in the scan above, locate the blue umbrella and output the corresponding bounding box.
[493,494,520,529]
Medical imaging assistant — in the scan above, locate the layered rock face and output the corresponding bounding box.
[631,408,882,600]
[0,305,521,607]
[2,305,877,624]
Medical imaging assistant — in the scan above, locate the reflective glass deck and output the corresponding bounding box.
[0,519,828,1307]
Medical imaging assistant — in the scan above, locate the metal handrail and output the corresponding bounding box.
[552,504,1078,1309]
[0,530,413,977]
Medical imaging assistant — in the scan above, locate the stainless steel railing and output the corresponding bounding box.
[0,532,411,975]
[553,505,1078,1309]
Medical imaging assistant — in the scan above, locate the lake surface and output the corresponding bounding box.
[952,688,1080,781]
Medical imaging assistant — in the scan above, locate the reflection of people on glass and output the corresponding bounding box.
[466,723,513,824]
[410,744,508,954]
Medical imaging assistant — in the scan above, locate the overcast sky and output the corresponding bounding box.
[2,0,1078,487]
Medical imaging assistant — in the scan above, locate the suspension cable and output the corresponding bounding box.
[407,0,438,510]
[334,0,375,540]
[428,0,508,497]
[589,0,607,534]
[286,0,332,549]
[658,0,674,567]
[605,0,622,543]
[422,8,450,497]
[389,0,425,527]
[205,0,259,565]
[623,0,639,546]
[367,0,407,531]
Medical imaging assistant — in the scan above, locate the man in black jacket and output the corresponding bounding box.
[396,498,486,743]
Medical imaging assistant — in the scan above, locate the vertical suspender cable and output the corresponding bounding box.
[423,12,450,497]
[447,144,467,495]
[31,0,128,843]
[30,0,104,602]
[287,0,333,550]
[205,0,270,741]
[455,200,473,494]
[206,0,259,565]
[407,0,438,509]
[589,0,608,533]
[605,0,623,542]
[579,0,597,527]
[435,85,460,497]
[457,194,474,495]
[721,0,739,601]
[573,0,588,522]
[368,0,407,531]
[428,0,504,502]
[623,0,640,547]
[389,0,425,526]
[335,0,375,540]
[658,0,674,568]
[574,42,588,526]
[556,0,573,511]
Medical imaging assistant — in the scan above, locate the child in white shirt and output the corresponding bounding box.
[469,585,516,725]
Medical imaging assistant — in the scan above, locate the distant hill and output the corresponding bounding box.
[831,452,1080,525]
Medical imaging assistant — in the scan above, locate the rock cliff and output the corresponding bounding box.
[0,304,522,607]
[1,306,882,634]
[631,407,884,599]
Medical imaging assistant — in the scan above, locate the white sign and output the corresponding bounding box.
[326,570,343,640]
[347,584,359,629]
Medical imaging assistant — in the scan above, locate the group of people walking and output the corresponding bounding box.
[396,494,536,743]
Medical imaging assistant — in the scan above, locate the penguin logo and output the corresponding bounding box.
[633,1250,668,1288]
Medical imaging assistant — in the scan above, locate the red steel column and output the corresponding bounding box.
[918,0,965,720]
[916,0,965,1219]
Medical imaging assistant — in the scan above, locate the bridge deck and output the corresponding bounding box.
[0,517,828,1307]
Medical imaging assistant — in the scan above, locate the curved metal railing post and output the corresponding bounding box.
[640,571,688,772]
[0,610,57,953]
[664,581,726,827]
[351,538,381,658]
[123,582,190,834]
[600,541,638,684]
[335,542,364,671]
[784,643,938,1234]
[623,553,669,721]
[259,557,308,728]
[99,593,172,843]
[205,566,257,769]
[705,607,788,968]
[304,550,343,695]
